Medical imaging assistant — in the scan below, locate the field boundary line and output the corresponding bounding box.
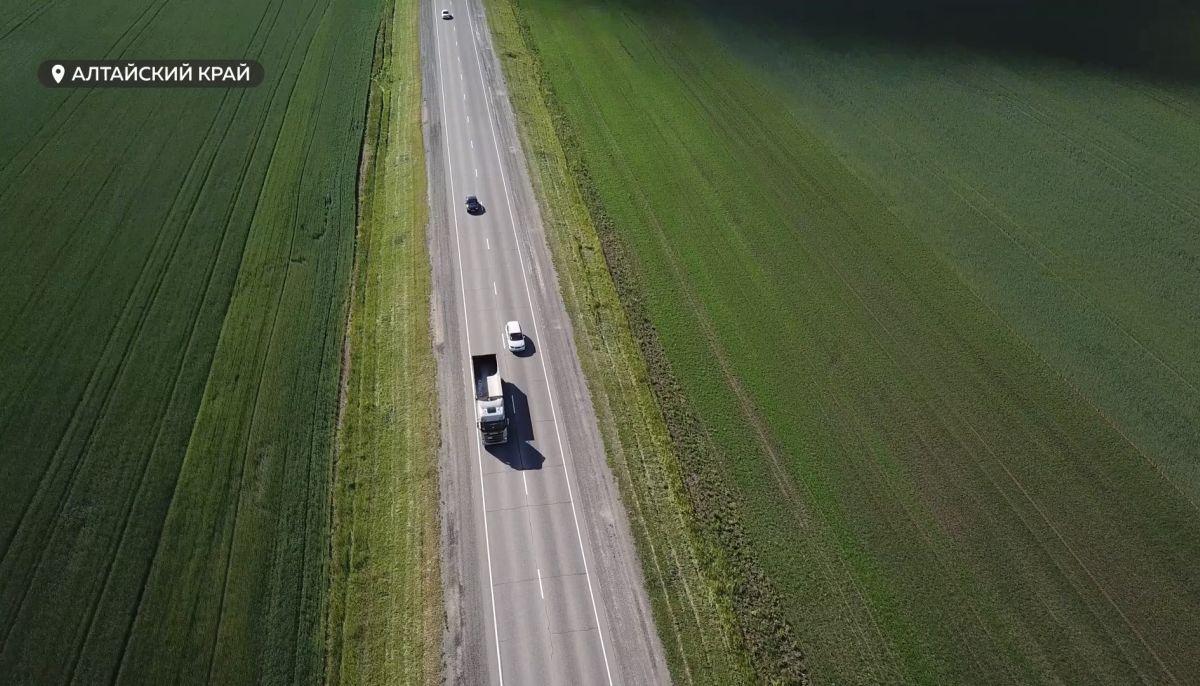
[286,11,360,678]
[322,3,388,682]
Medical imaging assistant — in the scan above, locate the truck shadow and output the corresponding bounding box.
[484,381,545,470]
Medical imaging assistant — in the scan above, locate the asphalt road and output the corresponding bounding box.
[419,0,672,684]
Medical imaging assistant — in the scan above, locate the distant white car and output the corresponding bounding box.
[441,9,451,19]
[505,320,526,353]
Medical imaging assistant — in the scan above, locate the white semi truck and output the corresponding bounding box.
[471,353,508,445]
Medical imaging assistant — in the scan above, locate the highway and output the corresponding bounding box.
[419,0,671,683]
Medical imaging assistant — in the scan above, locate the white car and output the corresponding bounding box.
[441,9,451,19]
[505,320,526,353]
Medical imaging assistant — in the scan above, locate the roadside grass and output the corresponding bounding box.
[323,0,442,682]
[490,0,1200,683]
[485,0,801,682]
[0,0,381,682]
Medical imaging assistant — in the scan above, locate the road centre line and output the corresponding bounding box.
[537,568,545,599]
[464,6,614,684]
[433,11,505,685]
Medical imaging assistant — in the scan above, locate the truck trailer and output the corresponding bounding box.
[471,353,508,445]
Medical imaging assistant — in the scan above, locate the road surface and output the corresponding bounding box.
[419,0,672,684]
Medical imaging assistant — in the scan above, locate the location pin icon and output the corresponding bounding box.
[51,64,64,83]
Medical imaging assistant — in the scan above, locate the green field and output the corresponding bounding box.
[323,0,442,682]
[0,0,384,682]
[495,0,1200,682]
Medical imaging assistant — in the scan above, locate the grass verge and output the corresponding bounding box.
[484,0,805,682]
[323,0,442,683]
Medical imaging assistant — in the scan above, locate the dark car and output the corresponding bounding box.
[465,195,483,215]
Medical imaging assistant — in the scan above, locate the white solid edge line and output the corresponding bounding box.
[464,4,615,685]
[433,9,505,686]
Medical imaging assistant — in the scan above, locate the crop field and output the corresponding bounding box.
[0,0,382,682]
[498,0,1200,682]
